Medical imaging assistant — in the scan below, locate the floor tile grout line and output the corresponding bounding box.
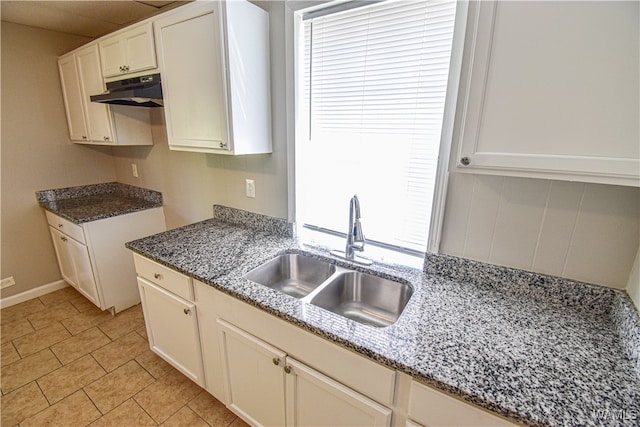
[80,388,104,424]
[13,380,51,425]
[37,354,109,407]
[52,326,114,366]
[82,381,111,417]
[34,377,56,407]
[132,392,162,426]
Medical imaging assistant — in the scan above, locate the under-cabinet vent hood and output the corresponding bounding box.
[90,74,163,107]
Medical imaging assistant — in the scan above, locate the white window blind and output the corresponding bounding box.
[297,0,456,254]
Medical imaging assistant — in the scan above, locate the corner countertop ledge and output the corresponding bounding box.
[126,206,640,427]
[36,182,162,224]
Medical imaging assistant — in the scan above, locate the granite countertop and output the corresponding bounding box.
[36,182,162,224]
[126,206,640,427]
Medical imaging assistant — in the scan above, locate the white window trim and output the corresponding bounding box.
[284,0,470,256]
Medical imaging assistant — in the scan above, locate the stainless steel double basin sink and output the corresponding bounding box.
[244,253,413,327]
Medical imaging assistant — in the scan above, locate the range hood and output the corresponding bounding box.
[90,74,163,107]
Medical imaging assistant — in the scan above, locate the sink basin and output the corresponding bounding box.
[310,272,413,327]
[245,254,336,298]
[245,253,413,326]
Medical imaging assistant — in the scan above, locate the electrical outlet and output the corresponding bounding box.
[132,163,139,178]
[1,276,16,289]
[245,179,256,198]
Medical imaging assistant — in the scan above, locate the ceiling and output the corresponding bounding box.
[0,1,188,39]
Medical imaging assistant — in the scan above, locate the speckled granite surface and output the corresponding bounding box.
[37,182,162,224]
[126,207,640,427]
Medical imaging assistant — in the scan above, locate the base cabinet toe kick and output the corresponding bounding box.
[132,254,516,427]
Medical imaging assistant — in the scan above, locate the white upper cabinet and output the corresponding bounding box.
[58,53,88,141]
[75,45,115,143]
[58,43,154,146]
[154,1,272,155]
[454,1,639,186]
[59,44,114,143]
[99,22,157,79]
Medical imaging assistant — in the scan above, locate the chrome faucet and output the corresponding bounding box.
[345,195,365,259]
[331,195,372,265]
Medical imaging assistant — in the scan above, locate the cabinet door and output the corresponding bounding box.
[76,45,114,143]
[217,319,286,427]
[154,3,229,152]
[58,54,88,141]
[49,227,78,288]
[285,358,392,427]
[456,1,639,186]
[122,23,156,74]
[98,36,126,78]
[193,280,225,402]
[138,278,205,385]
[65,233,101,307]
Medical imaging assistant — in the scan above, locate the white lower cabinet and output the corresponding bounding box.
[218,319,392,427]
[285,358,392,427]
[47,208,165,313]
[132,264,518,427]
[49,227,100,306]
[134,255,205,386]
[407,378,516,427]
[138,277,204,385]
[218,320,286,426]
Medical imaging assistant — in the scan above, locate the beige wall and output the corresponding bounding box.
[111,2,289,230]
[1,22,116,298]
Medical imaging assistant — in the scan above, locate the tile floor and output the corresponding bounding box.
[1,286,249,427]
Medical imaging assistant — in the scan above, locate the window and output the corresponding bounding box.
[295,0,458,263]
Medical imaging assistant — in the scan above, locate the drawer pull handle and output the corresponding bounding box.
[58,224,63,228]
[61,236,68,242]
[284,366,292,374]
[154,273,162,280]
[272,358,280,366]
[183,308,191,315]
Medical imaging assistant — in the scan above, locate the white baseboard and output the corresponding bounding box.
[0,280,69,309]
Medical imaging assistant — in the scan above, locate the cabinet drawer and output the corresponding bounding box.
[408,381,515,427]
[133,253,193,301]
[46,211,85,243]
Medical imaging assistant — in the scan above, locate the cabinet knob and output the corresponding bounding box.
[183,308,191,315]
[460,157,471,166]
[272,358,280,366]
[58,223,63,228]
[60,236,68,242]
[154,273,162,280]
[103,136,110,141]
[284,366,292,374]
[82,136,87,140]
[219,142,227,149]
